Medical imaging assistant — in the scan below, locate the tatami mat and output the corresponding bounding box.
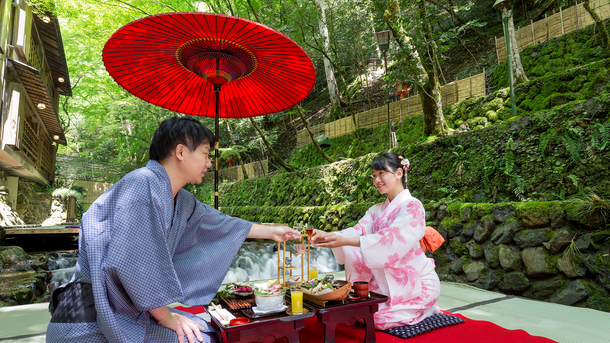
[1,276,609,342]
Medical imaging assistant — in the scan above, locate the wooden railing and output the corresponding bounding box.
[21,120,38,164]
[38,142,54,181]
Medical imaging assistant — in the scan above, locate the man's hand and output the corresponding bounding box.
[248,224,301,242]
[150,307,204,343]
[269,225,301,242]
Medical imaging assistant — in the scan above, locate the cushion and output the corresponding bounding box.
[383,313,465,338]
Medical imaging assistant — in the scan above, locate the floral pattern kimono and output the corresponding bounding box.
[332,189,441,330]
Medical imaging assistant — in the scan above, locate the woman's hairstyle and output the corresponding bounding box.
[371,152,410,186]
[149,116,216,161]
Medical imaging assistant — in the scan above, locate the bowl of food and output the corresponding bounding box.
[229,317,250,326]
[286,277,301,288]
[299,279,351,301]
[346,293,360,302]
[254,281,285,310]
[227,282,254,297]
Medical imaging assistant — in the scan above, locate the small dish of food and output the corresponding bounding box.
[346,293,360,302]
[229,317,250,326]
[286,277,301,288]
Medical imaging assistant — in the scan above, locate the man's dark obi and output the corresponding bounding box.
[49,282,97,323]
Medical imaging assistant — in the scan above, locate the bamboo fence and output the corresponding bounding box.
[202,159,269,183]
[495,0,610,61]
[75,180,114,203]
[296,72,486,147]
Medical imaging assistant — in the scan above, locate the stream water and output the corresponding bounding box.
[0,242,340,300]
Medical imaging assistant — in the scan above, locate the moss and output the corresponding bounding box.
[450,239,468,256]
[446,203,463,218]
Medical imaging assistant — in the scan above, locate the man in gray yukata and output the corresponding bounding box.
[46,116,300,343]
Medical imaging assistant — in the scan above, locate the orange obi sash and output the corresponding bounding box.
[419,226,445,252]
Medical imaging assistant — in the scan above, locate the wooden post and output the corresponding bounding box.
[560,7,565,34]
[483,69,486,96]
[495,36,500,62]
[576,1,580,29]
[545,13,549,42]
[469,72,472,98]
[399,95,402,122]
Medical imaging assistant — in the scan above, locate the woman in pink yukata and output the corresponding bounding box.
[311,152,441,330]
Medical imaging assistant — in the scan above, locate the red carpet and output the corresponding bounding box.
[173,306,557,342]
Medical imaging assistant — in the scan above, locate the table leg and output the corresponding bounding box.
[322,322,338,343]
[363,316,376,343]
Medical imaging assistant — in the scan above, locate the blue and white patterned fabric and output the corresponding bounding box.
[382,313,465,338]
[47,160,252,342]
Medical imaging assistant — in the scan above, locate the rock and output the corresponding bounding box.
[474,217,494,243]
[583,253,610,291]
[523,275,568,301]
[484,244,501,269]
[473,270,503,290]
[514,229,550,249]
[461,206,472,223]
[499,272,532,294]
[574,233,594,253]
[550,211,566,229]
[0,246,30,264]
[546,229,575,254]
[499,244,523,272]
[520,210,550,228]
[491,220,521,245]
[463,261,487,282]
[549,280,588,305]
[460,222,476,242]
[557,254,587,278]
[450,238,468,256]
[465,241,484,259]
[492,204,514,223]
[522,247,558,277]
[441,220,463,239]
[437,205,448,221]
[450,256,467,274]
[425,208,437,222]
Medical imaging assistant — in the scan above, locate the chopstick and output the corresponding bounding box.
[211,302,228,321]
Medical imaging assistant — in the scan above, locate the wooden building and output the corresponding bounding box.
[0,0,70,210]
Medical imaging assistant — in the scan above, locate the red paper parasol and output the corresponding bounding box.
[103,13,315,208]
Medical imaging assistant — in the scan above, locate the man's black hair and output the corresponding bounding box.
[371,152,407,186]
[149,116,217,161]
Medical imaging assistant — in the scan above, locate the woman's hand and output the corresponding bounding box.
[151,307,204,343]
[311,230,360,248]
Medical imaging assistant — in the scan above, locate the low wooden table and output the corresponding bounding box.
[307,291,389,343]
[209,299,316,343]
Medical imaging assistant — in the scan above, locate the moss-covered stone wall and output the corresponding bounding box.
[427,201,610,312]
[221,200,610,312]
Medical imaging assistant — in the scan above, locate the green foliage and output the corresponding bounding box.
[494,21,610,90]
[52,188,85,201]
[290,115,425,169]
[220,93,610,207]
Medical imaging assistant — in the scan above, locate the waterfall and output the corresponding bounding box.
[221,243,341,284]
[46,243,341,289]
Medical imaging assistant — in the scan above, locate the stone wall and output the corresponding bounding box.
[427,201,610,312]
[222,199,610,313]
[16,179,52,224]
